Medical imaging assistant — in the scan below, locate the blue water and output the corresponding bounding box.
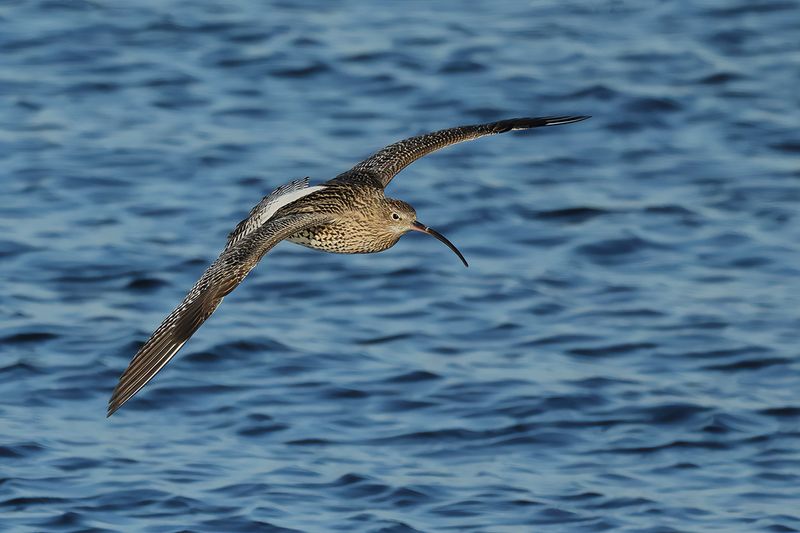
[2,1,800,531]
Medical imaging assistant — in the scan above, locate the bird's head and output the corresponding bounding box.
[380,198,468,267]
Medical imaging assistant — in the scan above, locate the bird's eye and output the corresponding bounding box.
[391,213,401,220]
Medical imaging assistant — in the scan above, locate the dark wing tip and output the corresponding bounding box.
[107,380,137,417]
[107,384,133,416]
[491,115,590,133]
[542,115,591,125]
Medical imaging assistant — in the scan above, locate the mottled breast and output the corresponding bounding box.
[287,223,350,252]
[287,218,395,254]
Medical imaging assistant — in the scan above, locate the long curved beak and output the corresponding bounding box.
[410,221,468,267]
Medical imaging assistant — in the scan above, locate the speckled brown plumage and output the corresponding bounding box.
[108,115,589,416]
[346,116,590,187]
[283,179,410,254]
[107,212,333,415]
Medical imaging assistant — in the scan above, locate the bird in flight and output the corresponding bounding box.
[107,115,589,416]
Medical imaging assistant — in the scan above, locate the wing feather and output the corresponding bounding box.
[348,116,589,188]
[107,212,331,416]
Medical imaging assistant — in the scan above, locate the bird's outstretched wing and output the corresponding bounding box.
[347,116,590,188]
[107,211,331,416]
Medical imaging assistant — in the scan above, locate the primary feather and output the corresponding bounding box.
[107,209,332,416]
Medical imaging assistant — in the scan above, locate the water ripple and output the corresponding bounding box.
[1,0,799,531]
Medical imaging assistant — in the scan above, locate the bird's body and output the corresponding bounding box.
[108,115,589,416]
[283,178,398,254]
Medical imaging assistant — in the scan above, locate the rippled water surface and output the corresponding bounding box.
[2,1,800,531]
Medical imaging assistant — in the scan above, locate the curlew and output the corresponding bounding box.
[108,116,589,416]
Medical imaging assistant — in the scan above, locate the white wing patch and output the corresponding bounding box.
[225,178,325,250]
